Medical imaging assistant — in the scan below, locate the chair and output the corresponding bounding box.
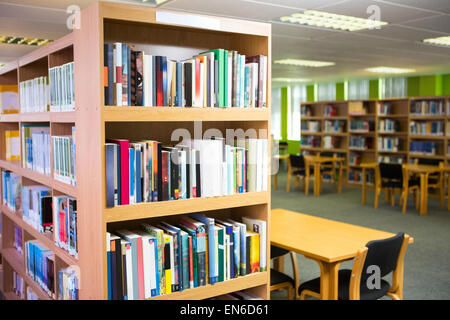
[320,151,338,192]
[270,245,299,300]
[415,158,444,207]
[286,154,315,195]
[299,233,411,300]
[374,163,420,213]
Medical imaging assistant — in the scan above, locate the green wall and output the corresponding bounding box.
[281,87,289,141]
[336,82,346,101]
[444,74,450,95]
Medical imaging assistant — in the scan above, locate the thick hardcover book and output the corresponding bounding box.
[179,217,206,286]
[135,51,144,106]
[246,55,264,108]
[109,139,129,205]
[184,62,193,107]
[190,214,216,284]
[159,222,182,292]
[105,143,115,207]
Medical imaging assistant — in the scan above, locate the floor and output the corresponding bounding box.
[270,169,450,300]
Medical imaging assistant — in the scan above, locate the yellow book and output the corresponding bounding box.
[248,231,260,273]
[0,85,19,114]
[5,130,20,161]
[163,234,172,294]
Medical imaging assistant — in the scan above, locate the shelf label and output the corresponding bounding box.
[156,11,221,31]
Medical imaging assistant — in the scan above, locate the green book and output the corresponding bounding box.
[180,230,190,290]
[216,225,225,282]
[224,50,229,107]
[200,49,225,107]
[179,224,198,288]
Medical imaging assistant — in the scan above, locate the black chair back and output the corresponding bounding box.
[271,245,289,259]
[417,158,440,166]
[361,233,405,282]
[379,163,402,181]
[290,154,305,169]
[320,152,334,158]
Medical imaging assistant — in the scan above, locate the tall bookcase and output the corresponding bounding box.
[0,1,271,300]
[300,96,450,189]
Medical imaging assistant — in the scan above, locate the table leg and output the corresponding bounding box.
[317,260,342,300]
[422,173,429,215]
[338,162,343,194]
[273,172,278,190]
[362,167,367,205]
[419,173,428,215]
[314,163,321,196]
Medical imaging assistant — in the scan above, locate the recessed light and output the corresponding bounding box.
[274,59,335,68]
[272,78,312,83]
[423,36,450,47]
[0,35,53,47]
[278,10,388,32]
[365,67,415,74]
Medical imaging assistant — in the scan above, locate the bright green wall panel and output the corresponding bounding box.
[369,79,380,99]
[281,87,289,141]
[336,82,346,101]
[306,85,316,102]
[408,77,420,97]
[444,74,450,95]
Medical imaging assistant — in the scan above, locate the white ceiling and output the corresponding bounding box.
[1,0,450,83]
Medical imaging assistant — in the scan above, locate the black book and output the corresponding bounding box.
[130,51,137,106]
[103,44,109,105]
[127,46,131,106]
[162,146,179,200]
[41,196,53,232]
[195,150,201,198]
[105,143,115,207]
[246,234,251,275]
[113,237,123,300]
[184,62,192,107]
[104,44,114,105]
[156,142,163,202]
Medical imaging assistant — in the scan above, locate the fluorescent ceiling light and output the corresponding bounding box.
[423,36,450,47]
[135,0,172,5]
[274,58,335,68]
[272,78,312,83]
[279,10,388,32]
[366,67,415,74]
[0,35,52,47]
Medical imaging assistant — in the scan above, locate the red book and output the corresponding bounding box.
[136,236,145,299]
[109,139,129,205]
[188,236,193,288]
[194,58,200,106]
[156,57,163,106]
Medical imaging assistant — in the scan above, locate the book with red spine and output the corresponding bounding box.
[194,58,201,107]
[156,56,163,106]
[135,235,145,299]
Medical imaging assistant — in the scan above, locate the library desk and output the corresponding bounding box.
[272,154,289,190]
[271,208,414,300]
[304,155,345,196]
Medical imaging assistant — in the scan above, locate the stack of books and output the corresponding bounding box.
[19,76,49,112]
[25,240,55,298]
[301,136,321,148]
[58,267,79,300]
[301,105,312,116]
[1,170,21,212]
[324,105,337,116]
[105,137,268,207]
[302,120,320,132]
[49,62,75,111]
[104,43,267,108]
[350,120,371,132]
[323,136,341,149]
[106,214,266,300]
[349,152,361,166]
[350,136,371,150]
[377,102,392,115]
[52,126,76,186]
[21,124,51,175]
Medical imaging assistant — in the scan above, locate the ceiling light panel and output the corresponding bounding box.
[365,67,415,74]
[0,35,52,47]
[423,36,450,47]
[272,78,312,82]
[274,58,335,68]
[278,10,388,32]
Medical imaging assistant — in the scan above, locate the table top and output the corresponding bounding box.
[273,154,289,160]
[304,155,345,163]
[360,162,445,174]
[271,208,414,263]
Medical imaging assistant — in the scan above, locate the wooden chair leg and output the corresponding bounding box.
[294,176,300,188]
[374,187,380,209]
[287,285,293,300]
[402,189,407,214]
[391,189,395,207]
[440,182,444,208]
[286,172,292,192]
[385,188,390,203]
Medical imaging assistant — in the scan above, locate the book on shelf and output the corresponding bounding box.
[323,136,340,149]
[106,214,265,300]
[14,225,22,255]
[324,104,337,116]
[105,137,268,208]
[378,156,404,164]
[58,266,79,300]
[301,120,320,132]
[13,271,25,299]
[19,76,49,113]
[350,120,372,132]
[377,137,400,152]
[104,43,267,108]
[0,84,19,114]
[377,102,392,115]
[5,130,20,161]
[349,170,374,185]
[301,136,321,148]
[349,152,361,166]
[378,119,399,133]
[410,100,445,116]
[409,141,436,155]
[21,124,50,175]
[324,120,345,133]
[301,105,311,116]
[49,62,75,111]
[27,287,40,300]
[349,136,371,150]
[25,240,55,298]
[409,120,444,136]
[52,126,76,186]
[53,196,78,258]
[348,101,366,115]
[22,185,52,234]
[2,170,21,212]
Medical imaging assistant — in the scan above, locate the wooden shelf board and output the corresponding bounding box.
[349,114,376,117]
[1,205,78,267]
[409,154,445,159]
[148,272,268,300]
[301,116,322,120]
[323,116,348,120]
[409,135,445,140]
[323,132,347,136]
[377,150,407,154]
[3,291,22,300]
[103,106,269,122]
[377,114,408,118]
[104,191,269,222]
[0,160,77,198]
[0,112,75,123]
[349,148,375,152]
[377,132,408,135]
[322,148,347,153]
[410,115,446,119]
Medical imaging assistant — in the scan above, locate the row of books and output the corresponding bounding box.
[324,105,337,117]
[349,102,368,115]
[104,43,267,108]
[25,240,55,298]
[105,137,268,207]
[0,84,19,114]
[106,214,267,300]
[378,119,399,133]
[323,136,340,149]
[409,121,444,136]
[349,152,361,166]
[21,124,51,175]
[324,120,345,133]
[349,170,374,185]
[377,137,400,152]
[301,105,312,116]
[377,102,392,115]
[378,156,404,164]
[49,62,75,111]
[349,136,372,150]
[52,127,76,186]
[19,76,49,113]
[13,271,25,299]
[2,170,21,212]
[27,287,40,300]
[5,130,20,161]
[410,100,445,115]
[53,196,77,258]
[350,120,372,132]
[409,141,436,155]
[58,267,79,300]
[301,120,320,132]
[301,136,320,148]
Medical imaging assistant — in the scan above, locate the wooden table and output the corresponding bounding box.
[271,208,414,300]
[304,155,345,196]
[272,154,289,190]
[360,162,443,215]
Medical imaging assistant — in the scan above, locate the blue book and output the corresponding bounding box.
[190,214,217,284]
[152,237,160,297]
[135,148,142,203]
[217,220,234,279]
[162,56,167,106]
[106,44,114,105]
[176,62,182,106]
[180,230,190,290]
[129,148,135,204]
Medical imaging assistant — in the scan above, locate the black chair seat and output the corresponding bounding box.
[271,269,295,287]
[381,178,419,189]
[298,269,391,300]
[271,245,289,259]
[293,168,324,176]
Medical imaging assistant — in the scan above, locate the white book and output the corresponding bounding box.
[225,234,230,281]
[199,52,215,107]
[134,231,154,299]
[261,56,267,108]
[247,139,258,192]
[240,55,246,107]
[256,139,263,192]
[123,240,134,300]
[143,54,153,106]
[242,217,267,272]
[262,139,268,191]
[179,150,187,199]
[228,53,232,107]
[167,60,174,106]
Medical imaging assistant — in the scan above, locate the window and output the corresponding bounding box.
[317,82,336,102]
[381,77,407,98]
[348,80,369,100]
[288,85,306,141]
[271,87,282,140]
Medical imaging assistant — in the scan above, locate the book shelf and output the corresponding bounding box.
[300,96,450,188]
[0,1,271,300]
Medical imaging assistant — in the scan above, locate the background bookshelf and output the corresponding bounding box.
[1,1,271,300]
[300,96,450,189]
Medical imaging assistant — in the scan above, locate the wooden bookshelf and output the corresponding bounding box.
[1,1,271,300]
[300,96,450,186]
